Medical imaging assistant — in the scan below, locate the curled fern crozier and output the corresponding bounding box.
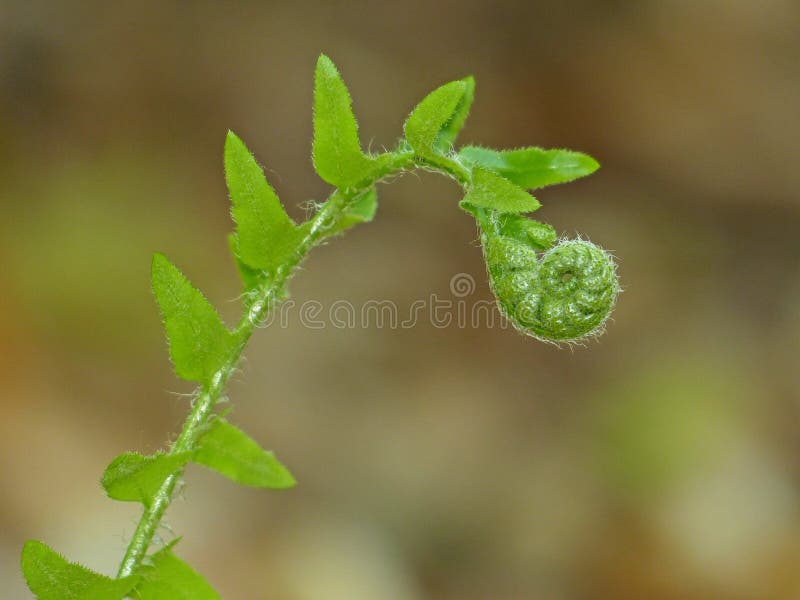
[483,231,618,343]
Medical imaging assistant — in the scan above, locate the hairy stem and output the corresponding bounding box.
[117,150,465,578]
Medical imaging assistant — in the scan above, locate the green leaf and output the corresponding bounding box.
[434,76,475,152]
[327,188,378,236]
[496,214,556,251]
[224,131,305,271]
[458,146,599,189]
[151,253,236,384]
[21,540,138,600]
[100,452,191,505]
[312,54,376,188]
[133,546,219,600]
[461,168,541,214]
[404,79,470,156]
[227,233,263,291]
[194,418,296,489]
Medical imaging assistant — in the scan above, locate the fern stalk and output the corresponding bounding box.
[118,161,398,576]
[116,147,482,576]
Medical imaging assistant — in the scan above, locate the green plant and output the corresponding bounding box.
[20,54,619,598]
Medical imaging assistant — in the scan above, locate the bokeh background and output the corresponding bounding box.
[2,1,800,598]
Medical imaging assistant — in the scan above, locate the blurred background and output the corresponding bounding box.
[1,1,799,598]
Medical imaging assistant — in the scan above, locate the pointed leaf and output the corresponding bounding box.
[434,76,475,152]
[133,547,219,600]
[461,168,540,213]
[101,452,191,505]
[459,146,599,189]
[21,540,138,600]
[151,253,235,383]
[194,418,295,489]
[312,54,376,187]
[327,188,378,236]
[404,79,469,156]
[224,131,305,271]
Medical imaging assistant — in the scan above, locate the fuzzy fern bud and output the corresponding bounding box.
[482,225,618,343]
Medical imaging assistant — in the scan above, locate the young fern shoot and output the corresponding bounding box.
[21,54,619,598]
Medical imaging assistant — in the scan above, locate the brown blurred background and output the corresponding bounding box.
[2,1,800,598]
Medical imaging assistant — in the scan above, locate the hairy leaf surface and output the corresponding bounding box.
[461,168,540,213]
[133,547,219,600]
[101,452,191,505]
[225,132,305,271]
[459,146,599,189]
[404,79,470,156]
[312,54,375,187]
[434,76,475,152]
[496,214,556,251]
[151,253,235,383]
[227,233,263,291]
[194,418,295,489]
[21,541,137,600]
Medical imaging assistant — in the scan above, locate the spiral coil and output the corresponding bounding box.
[480,217,618,343]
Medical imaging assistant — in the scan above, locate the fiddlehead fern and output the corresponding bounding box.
[476,209,618,343]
